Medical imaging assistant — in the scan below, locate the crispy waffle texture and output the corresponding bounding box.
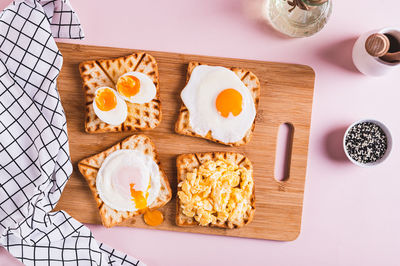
[79,53,161,133]
[78,134,172,228]
[175,62,261,146]
[176,152,255,229]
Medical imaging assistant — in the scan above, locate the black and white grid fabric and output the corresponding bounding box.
[0,0,144,265]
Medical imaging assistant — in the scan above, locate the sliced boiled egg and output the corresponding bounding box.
[93,87,127,125]
[116,72,156,104]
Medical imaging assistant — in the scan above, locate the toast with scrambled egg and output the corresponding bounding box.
[176,152,255,229]
[79,53,161,133]
[78,134,172,228]
[175,62,260,146]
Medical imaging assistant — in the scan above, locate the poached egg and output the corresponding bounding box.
[96,149,161,212]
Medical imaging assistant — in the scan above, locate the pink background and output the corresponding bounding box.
[1,0,400,265]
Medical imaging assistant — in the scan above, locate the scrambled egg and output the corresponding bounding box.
[177,159,254,226]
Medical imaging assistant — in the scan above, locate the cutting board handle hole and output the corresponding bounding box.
[274,123,294,182]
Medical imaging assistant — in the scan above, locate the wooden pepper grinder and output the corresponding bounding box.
[352,28,400,76]
[365,33,400,63]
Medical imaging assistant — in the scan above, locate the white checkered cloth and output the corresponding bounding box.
[0,0,145,265]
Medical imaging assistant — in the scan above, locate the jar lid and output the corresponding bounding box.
[365,33,390,57]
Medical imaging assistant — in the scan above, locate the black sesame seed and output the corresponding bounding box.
[345,122,387,164]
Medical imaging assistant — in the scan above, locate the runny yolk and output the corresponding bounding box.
[130,181,151,210]
[143,209,164,226]
[130,183,147,210]
[215,88,243,118]
[117,75,140,98]
[95,88,117,111]
[130,182,163,226]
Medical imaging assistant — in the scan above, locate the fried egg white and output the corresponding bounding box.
[180,65,256,143]
[116,71,156,104]
[96,149,161,212]
[93,87,127,126]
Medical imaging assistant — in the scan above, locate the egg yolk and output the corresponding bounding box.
[143,209,164,226]
[117,75,140,98]
[95,88,117,111]
[130,181,151,210]
[215,88,243,118]
[130,183,147,210]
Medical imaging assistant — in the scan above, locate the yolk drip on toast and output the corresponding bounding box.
[143,209,164,226]
[130,181,164,226]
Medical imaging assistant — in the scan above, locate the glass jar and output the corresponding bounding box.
[264,0,332,37]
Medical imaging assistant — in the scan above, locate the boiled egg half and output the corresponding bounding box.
[93,87,127,126]
[116,71,156,104]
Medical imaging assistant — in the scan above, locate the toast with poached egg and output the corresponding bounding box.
[78,134,172,228]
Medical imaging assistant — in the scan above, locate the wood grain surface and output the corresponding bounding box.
[54,42,315,241]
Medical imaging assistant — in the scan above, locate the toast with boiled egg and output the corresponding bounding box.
[79,53,161,133]
[175,62,260,146]
[176,152,255,229]
[78,134,172,228]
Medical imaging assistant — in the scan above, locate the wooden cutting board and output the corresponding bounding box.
[54,42,315,241]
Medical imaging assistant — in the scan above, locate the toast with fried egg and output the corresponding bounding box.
[79,53,161,133]
[78,134,172,228]
[175,62,260,146]
[176,152,255,229]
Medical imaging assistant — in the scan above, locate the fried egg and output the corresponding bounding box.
[96,149,161,211]
[93,87,127,125]
[116,71,156,104]
[180,65,256,143]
